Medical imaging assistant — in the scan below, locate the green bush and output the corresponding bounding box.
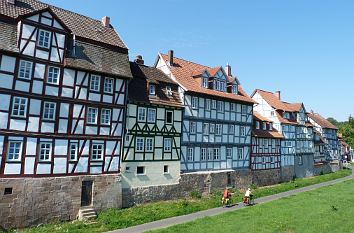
[190,190,202,199]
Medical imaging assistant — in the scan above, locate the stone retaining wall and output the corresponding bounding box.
[281,166,296,182]
[313,162,342,176]
[0,175,122,229]
[252,169,281,186]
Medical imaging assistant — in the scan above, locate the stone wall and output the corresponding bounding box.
[313,162,342,176]
[252,169,281,186]
[294,154,315,178]
[0,175,122,230]
[281,166,295,182]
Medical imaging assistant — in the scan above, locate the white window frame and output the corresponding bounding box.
[137,107,146,122]
[104,77,114,94]
[213,148,220,160]
[39,142,52,162]
[215,124,222,135]
[164,138,172,152]
[37,29,51,49]
[136,166,145,175]
[136,137,145,152]
[91,144,104,161]
[87,107,98,124]
[149,84,156,95]
[210,123,215,134]
[166,110,173,124]
[201,148,207,161]
[90,74,101,91]
[18,60,33,80]
[12,97,28,117]
[212,100,217,109]
[228,124,234,134]
[240,126,246,136]
[145,138,154,152]
[187,147,194,161]
[191,97,198,109]
[241,105,247,115]
[230,103,235,111]
[7,141,22,162]
[47,66,60,85]
[205,99,211,110]
[203,77,208,88]
[69,142,78,161]
[43,101,56,120]
[256,121,260,129]
[217,101,224,112]
[147,108,156,123]
[238,148,244,160]
[226,147,232,159]
[232,84,238,94]
[166,86,173,96]
[190,121,197,134]
[263,122,267,130]
[207,148,213,160]
[203,123,209,135]
[101,108,111,125]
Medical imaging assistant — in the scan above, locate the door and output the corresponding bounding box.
[81,181,93,207]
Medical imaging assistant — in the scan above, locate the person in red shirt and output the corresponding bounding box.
[222,188,231,207]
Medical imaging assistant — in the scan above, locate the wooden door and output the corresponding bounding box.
[81,181,93,207]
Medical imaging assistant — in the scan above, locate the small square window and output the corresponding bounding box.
[137,166,145,175]
[38,29,51,49]
[4,187,13,195]
[43,102,56,120]
[19,60,32,80]
[47,66,60,84]
[164,165,169,174]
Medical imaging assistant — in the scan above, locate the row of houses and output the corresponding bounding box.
[0,0,351,229]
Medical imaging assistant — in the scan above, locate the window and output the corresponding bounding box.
[240,126,246,136]
[136,137,144,152]
[187,148,194,161]
[230,103,235,111]
[7,141,22,161]
[210,124,215,134]
[232,84,238,94]
[256,121,260,129]
[201,148,207,161]
[138,107,146,122]
[87,107,98,124]
[226,148,232,159]
[207,148,213,160]
[90,75,100,91]
[241,105,247,114]
[12,97,27,117]
[269,123,273,130]
[203,123,209,135]
[213,148,220,160]
[191,97,198,109]
[298,155,303,165]
[164,138,172,152]
[137,166,145,175]
[166,111,173,124]
[217,101,224,112]
[205,99,211,110]
[164,165,169,174]
[262,157,266,164]
[91,144,103,161]
[43,102,56,120]
[4,187,13,195]
[38,29,51,48]
[104,77,114,93]
[19,60,32,80]
[263,122,267,130]
[149,84,156,95]
[212,100,217,109]
[145,138,154,152]
[203,77,208,88]
[271,111,275,116]
[47,66,60,84]
[190,121,196,134]
[69,143,78,161]
[238,148,244,160]
[215,124,222,135]
[147,108,156,123]
[101,109,111,125]
[228,125,234,134]
[39,142,52,162]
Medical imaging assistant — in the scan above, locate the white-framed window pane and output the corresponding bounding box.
[104,77,114,93]
[39,142,52,161]
[226,148,232,159]
[147,108,156,123]
[149,85,156,95]
[164,138,172,152]
[207,148,213,160]
[92,144,103,160]
[213,148,220,160]
[38,29,51,48]
[216,124,222,135]
[136,137,144,152]
[205,99,211,110]
[238,148,244,160]
[138,107,146,122]
[47,66,60,84]
[19,60,32,80]
[240,126,246,136]
[101,108,111,125]
[12,97,27,117]
[210,124,215,134]
[69,143,78,161]
[87,107,98,124]
[203,78,208,88]
[191,97,198,109]
[201,148,207,161]
[145,138,154,152]
[90,75,101,91]
[212,100,217,109]
[228,125,234,134]
[187,148,194,161]
[7,141,22,161]
[203,123,209,135]
[190,121,196,134]
[43,102,56,120]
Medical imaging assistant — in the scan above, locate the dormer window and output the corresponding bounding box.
[262,122,267,130]
[256,121,260,129]
[38,29,51,49]
[203,77,208,88]
[269,123,273,130]
[232,84,238,94]
[149,84,156,95]
[166,86,172,97]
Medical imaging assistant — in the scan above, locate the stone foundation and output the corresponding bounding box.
[252,169,281,186]
[281,166,295,182]
[0,175,122,230]
[313,162,342,176]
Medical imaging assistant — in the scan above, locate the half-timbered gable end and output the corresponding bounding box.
[251,112,282,170]
[155,51,255,172]
[0,0,132,177]
[122,57,182,188]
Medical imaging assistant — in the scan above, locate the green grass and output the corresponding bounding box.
[17,169,352,233]
[151,177,354,233]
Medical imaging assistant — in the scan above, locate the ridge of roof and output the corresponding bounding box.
[307,112,338,130]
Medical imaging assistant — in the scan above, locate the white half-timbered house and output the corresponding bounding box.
[155,51,254,172]
[308,112,339,161]
[251,112,282,170]
[122,57,182,188]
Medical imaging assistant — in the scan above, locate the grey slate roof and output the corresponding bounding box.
[0,21,18,53]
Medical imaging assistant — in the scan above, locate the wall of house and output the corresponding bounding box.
[294,153,315,178]
[252,169,281,186]
[251,137,281,170]
[0,174,122,229]
[313,162,342,176]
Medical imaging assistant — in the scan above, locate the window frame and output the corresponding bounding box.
[147,108,156,123]
[215,124,222,135]
[149,84,156,95]
[164,138,172,152]
[191,97,198,109]
[136,166,145,175]
[237,148,244,160]
[190,121,197,134]
[137,107,147,122]
[145,137,154,152]
[101,108,111,125]
[203,123,209,135]
[39,142,52,162]
[87,107,98,124]
[136,137,145,152]
[205,99,211,110]
[201,148,207,161]
[91,143,104,161]
[240,126,246,136]
[166,110,173,124]
[37,29,51,49]
[7,141,22,162]
[187,147,194,161]
[18,60,33,80]
[43,101,56,121]
[47,66,60,85]
[12,97,28,118]
[104,77,114,94]
[69,142,78,161]
[90,74,101,92]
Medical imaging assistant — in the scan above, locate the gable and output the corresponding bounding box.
[21,8,69,32]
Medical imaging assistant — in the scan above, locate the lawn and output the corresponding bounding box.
[151,178,354,233]
[16,169,352,233]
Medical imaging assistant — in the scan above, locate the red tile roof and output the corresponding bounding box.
[253,111,272,122]
[252,129,283,139]
[308,112,338,130]
[253,89,303,112]
[159,53,255,104]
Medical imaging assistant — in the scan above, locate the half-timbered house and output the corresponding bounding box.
[155,51,254,172]
[122,57,182,188]
[0,0,131,228]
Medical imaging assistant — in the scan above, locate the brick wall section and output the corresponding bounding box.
[0,175,122,229]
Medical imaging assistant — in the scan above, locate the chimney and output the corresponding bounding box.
[225,63,232,76]
[102,16,110,27]
[168,50,174,66]
[135,55,144,65]
[274,91,281,100]
[6,0,16,4]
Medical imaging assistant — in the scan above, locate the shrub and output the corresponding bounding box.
[190,190,202,199]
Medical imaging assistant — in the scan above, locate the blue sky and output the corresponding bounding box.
[44,0,354,121]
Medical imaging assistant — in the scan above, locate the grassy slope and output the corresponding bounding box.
[19,169,352,233]
[151,179,354,233]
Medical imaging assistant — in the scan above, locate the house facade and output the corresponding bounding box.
[0,0,131,228]
[155,51,254,172]
[313,130,326,163]
[122,58,183,189]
